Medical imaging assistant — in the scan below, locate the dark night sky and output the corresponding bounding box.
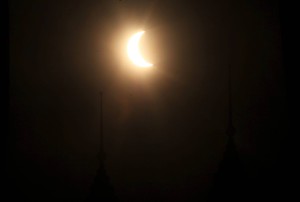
[8,0,288,201]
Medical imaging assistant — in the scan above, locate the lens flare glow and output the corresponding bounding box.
[127,31,153,68]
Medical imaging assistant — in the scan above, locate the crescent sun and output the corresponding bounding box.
[127,31,153,68]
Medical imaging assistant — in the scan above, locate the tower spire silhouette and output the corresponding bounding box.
[226,65,235,138]
[208,65,249,202]
[99,92,104,164]
[86,92,118,202]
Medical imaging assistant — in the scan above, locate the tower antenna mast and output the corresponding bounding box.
[99,91,104,163]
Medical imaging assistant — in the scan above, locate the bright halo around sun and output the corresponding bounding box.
[127,31,153,68]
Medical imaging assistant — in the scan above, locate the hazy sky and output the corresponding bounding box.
[9,0,286,201]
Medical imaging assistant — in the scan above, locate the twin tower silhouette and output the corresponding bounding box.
[86,67,250,202]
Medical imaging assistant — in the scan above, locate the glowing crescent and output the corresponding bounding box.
[127,31,153,68]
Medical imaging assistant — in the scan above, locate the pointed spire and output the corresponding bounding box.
[226,65,236,138]
[98,91,105,163]
[86,92,118,201]
[208,65,250,202]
